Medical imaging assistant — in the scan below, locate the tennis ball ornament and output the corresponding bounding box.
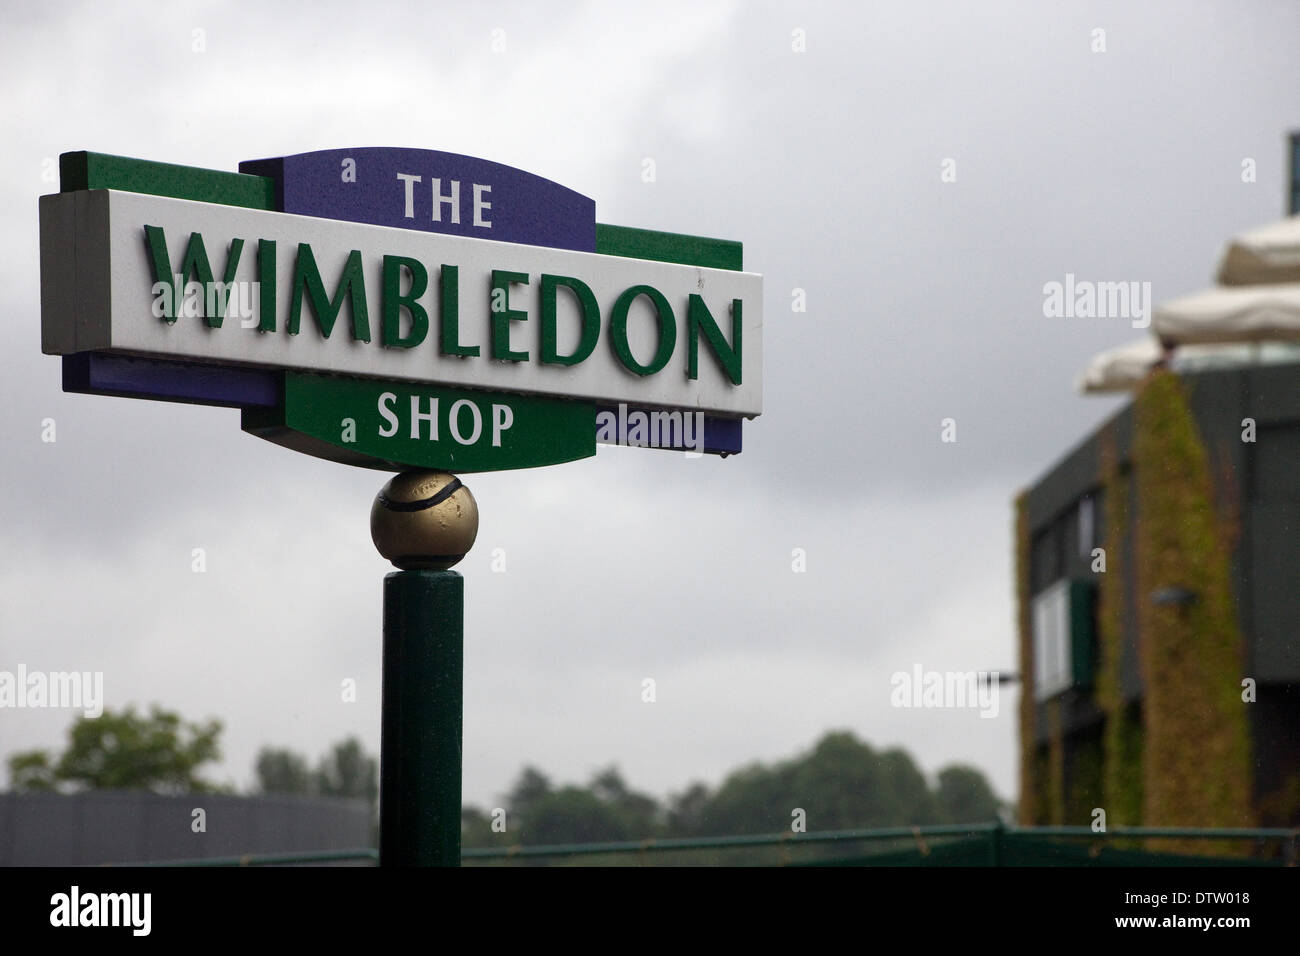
[371,471,479,571]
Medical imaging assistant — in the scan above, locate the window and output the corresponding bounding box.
[1033,580,1072,701]
[1078,496,1095,557]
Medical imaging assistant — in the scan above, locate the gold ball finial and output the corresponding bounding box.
[370,471,479,571]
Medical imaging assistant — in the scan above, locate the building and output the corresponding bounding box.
[1016,358,1300,831]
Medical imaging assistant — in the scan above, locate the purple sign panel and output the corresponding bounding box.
[63,352,279,409]
[239,147,596,251]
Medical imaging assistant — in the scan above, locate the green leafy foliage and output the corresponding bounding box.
[1014,492,1039,824]
[1096,435,1143,826]
[255,748,312,796]
[7,750,56,791]
[254,736,377,805]
[464,730,1004,848]
[935,765,1003,824]
[315,738,378,805]
[6,705,223,794]
[1134,372,1253,841]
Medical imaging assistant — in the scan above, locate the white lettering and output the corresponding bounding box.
[396,173,421,219]
[491,403,513,446]
[449,399,482,445]
[431,178,460,224]
[378,392,399,437]
[410,395,438,440]
[473,184,492,228]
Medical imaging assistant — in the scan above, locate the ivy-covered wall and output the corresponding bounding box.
[1097,430,1143,825]
[1046,700,1065,825]
[1015,493,1038,824]
[1063,725,1103,825]
[1132,371,1253,837]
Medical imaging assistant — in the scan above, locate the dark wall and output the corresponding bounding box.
[0,792,372,866]
[1247,419,1300,683]
[1184,363,1300,683]
[1252,683,1300,813]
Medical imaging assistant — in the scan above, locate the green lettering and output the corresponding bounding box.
[687,294,742,384]
[610,285,675,376]
[143,225,242,328]
[289,244,370,342]
[439,265,478,356]
[382,255,429,349]
[539,274,600,366]
[490,270,530,362]
[257,239,276,332]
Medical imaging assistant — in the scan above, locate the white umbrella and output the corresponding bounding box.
[1152,283,1300,345]
[1076,337,1300,394]
[1076,337,1163,393]
[1217,215,1300,286]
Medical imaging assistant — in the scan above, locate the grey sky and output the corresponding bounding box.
[3,0,1298,816]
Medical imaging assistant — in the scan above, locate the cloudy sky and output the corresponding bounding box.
[3,0,1299,819]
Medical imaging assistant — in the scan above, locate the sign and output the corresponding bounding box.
[40,150,763,471]
[244,374,594,472]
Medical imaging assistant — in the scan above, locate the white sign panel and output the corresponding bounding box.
[40,190,763,417]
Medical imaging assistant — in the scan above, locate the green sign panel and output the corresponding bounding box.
[243,373,595,472]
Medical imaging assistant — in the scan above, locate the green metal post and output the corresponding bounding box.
[379,569,463,867]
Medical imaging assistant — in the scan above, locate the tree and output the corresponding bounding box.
[255,747,313,795]
[253,738,378,803]
[589,765,661,835]
[7,705,223,794]
[790,732,891,829]
[877,747,939,824]
[524,787,632,845]
[251,737,378,808]
[666,782,711,835]
[690,760,787,837]
[475,764,663,847]
[679,732,994,837]
[315,737,377,806]
[935,765,1003,823]
[8,751,56,791]
[457,731,1006,853]
[504,766,552,820]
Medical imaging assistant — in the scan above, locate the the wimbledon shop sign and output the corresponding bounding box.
[40,149,762,472]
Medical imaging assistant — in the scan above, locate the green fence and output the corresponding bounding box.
[460,823,1295,867]
[122,823,1298,867]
